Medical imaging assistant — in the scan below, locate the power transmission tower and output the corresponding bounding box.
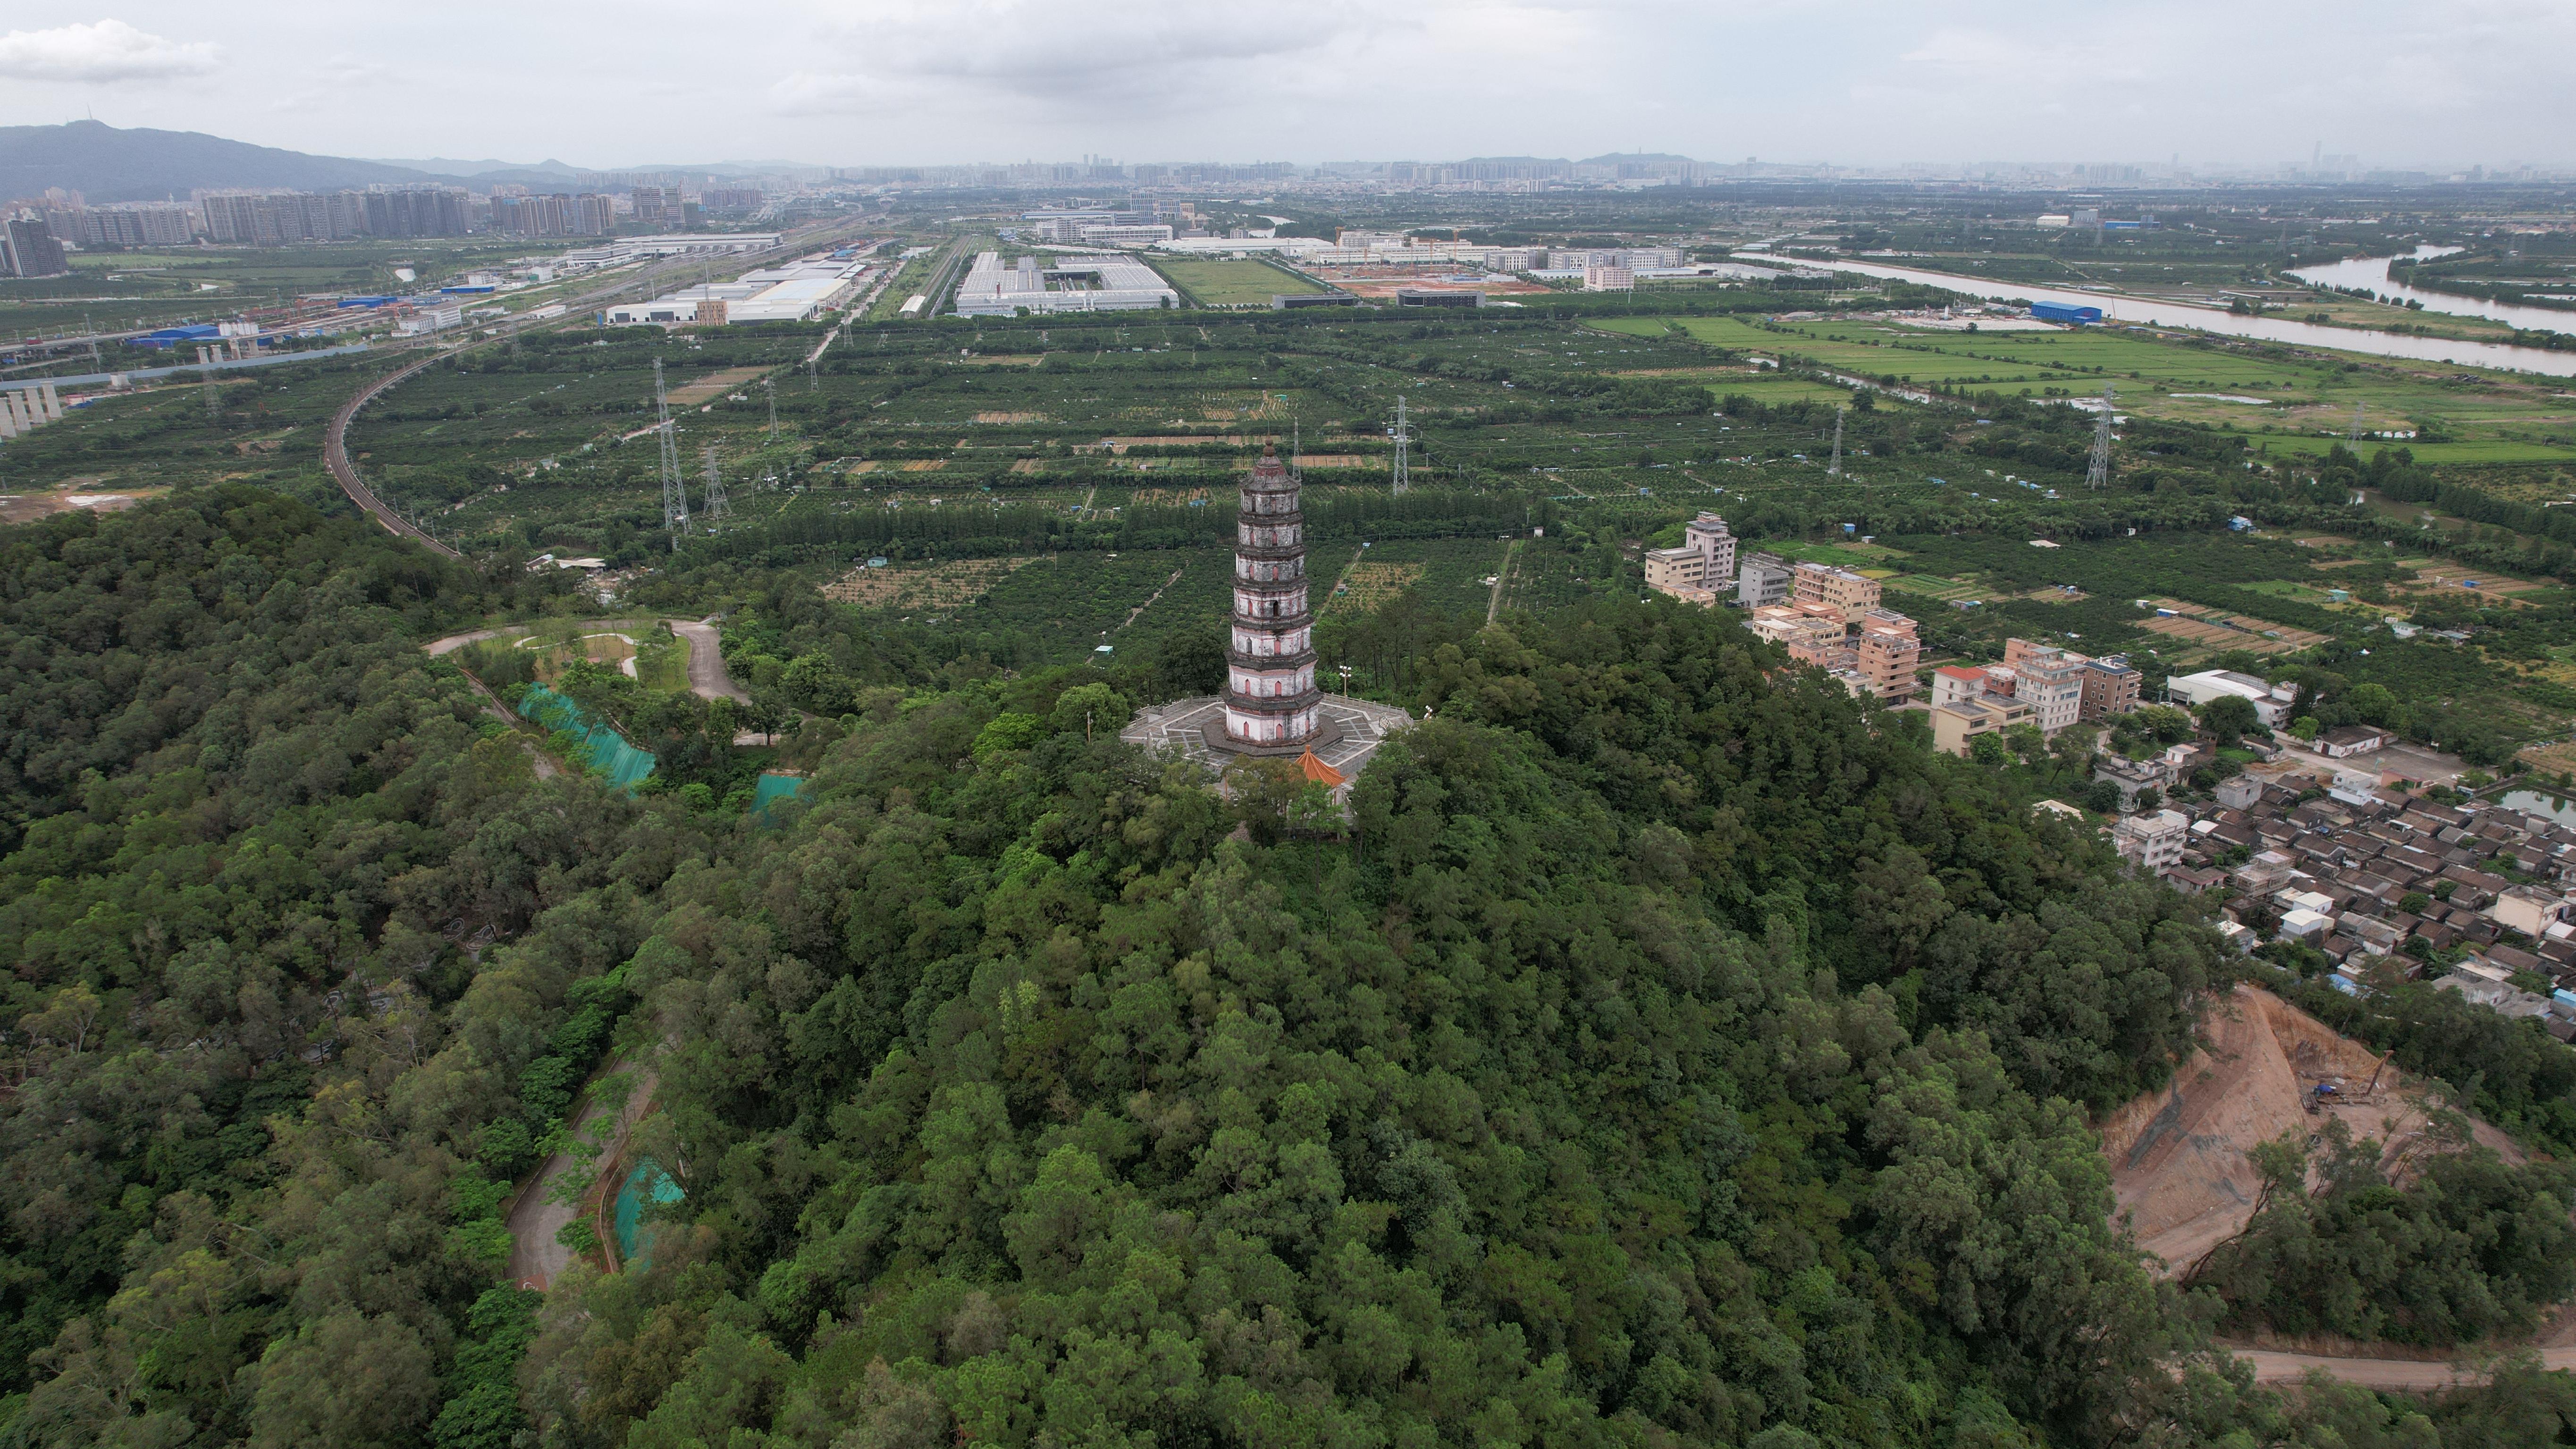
[1827,406,1845,476]
[2346,399,2365,442]
[702,445,729,522]
[2086,384,2117,489]
[764,377,778,438]
[653,358,689,547]
[1390,395,1411,497]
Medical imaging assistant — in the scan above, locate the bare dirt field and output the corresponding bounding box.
[665,366,771,406]
[2140,599,2331,654]
[0,482,165,524]
[2101,985,2520,1276]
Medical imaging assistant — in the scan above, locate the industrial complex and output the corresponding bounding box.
[950,251,1178,315]
[604,250,877,327]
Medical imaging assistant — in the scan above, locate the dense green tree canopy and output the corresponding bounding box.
[0,486,2568,1448]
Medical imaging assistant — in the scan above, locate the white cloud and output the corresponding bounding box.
[0,18,219,83]
[0,0,2564,167]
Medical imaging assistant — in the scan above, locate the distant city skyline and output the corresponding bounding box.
[1,2,2569,174]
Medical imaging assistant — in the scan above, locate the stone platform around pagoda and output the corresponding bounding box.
[1120,694,1416,784]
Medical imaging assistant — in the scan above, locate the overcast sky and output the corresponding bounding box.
[1,1,2568,171]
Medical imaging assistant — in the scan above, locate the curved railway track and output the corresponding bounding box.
[321,221,876,560]
[324,351,459,556]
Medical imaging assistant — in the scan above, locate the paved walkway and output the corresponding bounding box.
[506,1067,657,1291]
[2225,1346,2576,1389]
[421,618,747,703]
[665,617,749,701]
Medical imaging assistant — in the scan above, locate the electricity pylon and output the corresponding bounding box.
[703,445,729,522]
[1827,406,1845,476]
[2086,384,2117,489]
[1390,395,1411,497]
[654,358,688,547]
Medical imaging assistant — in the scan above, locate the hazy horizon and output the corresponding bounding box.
[2,2,2571,174]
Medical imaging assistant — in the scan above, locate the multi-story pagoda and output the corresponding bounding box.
[1119,438,1417,797]
[1223,443,1321,747]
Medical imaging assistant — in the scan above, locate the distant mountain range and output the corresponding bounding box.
[1,120,468,203]
[370,156,585,180]
[3,121,817,204]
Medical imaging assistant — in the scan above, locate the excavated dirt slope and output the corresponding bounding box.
[2101,985,2521,1274]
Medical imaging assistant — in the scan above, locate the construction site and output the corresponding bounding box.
[2100,984,2526,1277]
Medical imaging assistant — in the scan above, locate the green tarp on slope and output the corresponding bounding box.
[517,684,657,791]
[614,1159,685,1268]
[750,772,809,823]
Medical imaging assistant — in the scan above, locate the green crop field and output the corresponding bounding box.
[1151,257,1325,306]
[1587,312,2576,455]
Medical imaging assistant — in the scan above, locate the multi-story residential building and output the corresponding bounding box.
[0,220,68,278]
[1735,552,1793,608]
[1852,610,1920,700]
[1930,665,1987,709]
[1929,694,2035,755]
[2079,654,2141,721]
[574,194,616,236]
[2112,809,2189,872]
[200,192,273,244]
[631,186,670,227]
[2002,640,2086,736]
[1791,561,1882,623]
[494,194,578,237]
[1747,602,1850,664]
[1642,513,1736,602]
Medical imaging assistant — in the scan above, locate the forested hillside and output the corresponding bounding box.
[2,489,2570,1447]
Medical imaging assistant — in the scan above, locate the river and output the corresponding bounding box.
[2288,245,2576,335]
[1777,257,2576,379]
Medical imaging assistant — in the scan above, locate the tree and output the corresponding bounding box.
[1152,634,1227,698]
[1221,755,1307,843]
[2198,693,2264,744]
[1048,682,1132,741]
[2347,682,2399,726]
[2084,779,2124,814]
